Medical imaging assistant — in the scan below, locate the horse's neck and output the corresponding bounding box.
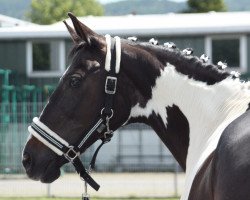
[124,45,250,173]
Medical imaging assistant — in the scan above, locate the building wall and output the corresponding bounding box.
[0,36,207,77]
[247,35,250,72]
[0,40,26,74]
[162,36,205,56]
[3,35,250,87]
[139,36,205,57]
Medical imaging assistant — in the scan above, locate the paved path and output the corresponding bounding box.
[0,173,185,198]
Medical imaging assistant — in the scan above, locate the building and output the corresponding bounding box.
[1,12,250,173]
[0,14,36,28]
[0,11,250,85]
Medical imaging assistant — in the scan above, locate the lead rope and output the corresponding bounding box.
[82,35,119,200]
[83,164,94,200]
[82,116,114,200]
[83,170,90,200]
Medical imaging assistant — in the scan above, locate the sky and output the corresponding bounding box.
[98,0,187,4]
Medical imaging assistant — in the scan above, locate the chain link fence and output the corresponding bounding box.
[0,102,184,198]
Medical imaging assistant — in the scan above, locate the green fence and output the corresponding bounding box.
[0,68,179,174]
[0,69,97,174]
[0,68,57,124]
[0,102,45,173]
[0,68,56,173]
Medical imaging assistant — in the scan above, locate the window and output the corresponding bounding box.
[26,40,65,77]
[205,35,247,72]
[212,39,240,68]
[32,42,50,71]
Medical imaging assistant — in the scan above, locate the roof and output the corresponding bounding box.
[0,12,250,39]
[0,14,37,28]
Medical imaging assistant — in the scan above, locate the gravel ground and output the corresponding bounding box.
[0,173,185,198]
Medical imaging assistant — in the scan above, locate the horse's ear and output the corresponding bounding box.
[63,20,81,44]
[67,12,105,48]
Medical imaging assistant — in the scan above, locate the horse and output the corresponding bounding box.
[22,13,250,200]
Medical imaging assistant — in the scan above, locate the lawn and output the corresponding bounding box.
[0,198,178,200]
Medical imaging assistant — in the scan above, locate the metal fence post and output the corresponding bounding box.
[47,184,51,197]
[174,160,179,197]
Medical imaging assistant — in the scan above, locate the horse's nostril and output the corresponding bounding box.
[22,152,32,171]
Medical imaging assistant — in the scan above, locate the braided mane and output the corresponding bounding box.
[129,39,233,85]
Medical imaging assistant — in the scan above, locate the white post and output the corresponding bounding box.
[47,184,51,197]
[174,161,178,197]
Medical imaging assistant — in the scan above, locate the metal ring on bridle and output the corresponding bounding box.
[101,108,114,119]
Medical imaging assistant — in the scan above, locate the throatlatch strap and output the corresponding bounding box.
[89,134,113,170]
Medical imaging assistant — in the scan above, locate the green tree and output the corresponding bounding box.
[28,0,103,25]
[187,0,226,13]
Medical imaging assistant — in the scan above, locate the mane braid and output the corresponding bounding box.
[136,41,232,85]
[167,50,232,85]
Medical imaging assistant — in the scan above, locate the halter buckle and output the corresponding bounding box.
[64,146,80,162]
[105,76,117,94]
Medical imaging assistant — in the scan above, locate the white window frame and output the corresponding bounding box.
[205,35,247,72]
[26,40,66,77]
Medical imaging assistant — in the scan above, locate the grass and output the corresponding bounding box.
[0,198,179,200]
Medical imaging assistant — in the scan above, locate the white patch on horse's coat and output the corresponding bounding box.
[129,63,250,200]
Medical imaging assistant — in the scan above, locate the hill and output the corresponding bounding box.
[0,0,31,20]
[0,0,249,20]
[226,0,250,11]
[104,0,250,15]
[104,0,187,15]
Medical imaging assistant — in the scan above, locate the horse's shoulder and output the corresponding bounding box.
[211,110,250,200]
[190,108,250,200]
[220,109,250,146]
[189,152,215,200]
[215,109,250,160]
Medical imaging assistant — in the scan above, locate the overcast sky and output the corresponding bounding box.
[98,0,187,4]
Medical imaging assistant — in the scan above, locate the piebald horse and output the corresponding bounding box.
[22,13,250,200]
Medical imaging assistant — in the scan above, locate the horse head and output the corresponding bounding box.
[22,13,130,184]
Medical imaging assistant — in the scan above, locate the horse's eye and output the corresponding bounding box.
[70,76,82,88]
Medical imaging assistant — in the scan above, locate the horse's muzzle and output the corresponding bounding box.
[22,140,64,183]
[22,151,32,173]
